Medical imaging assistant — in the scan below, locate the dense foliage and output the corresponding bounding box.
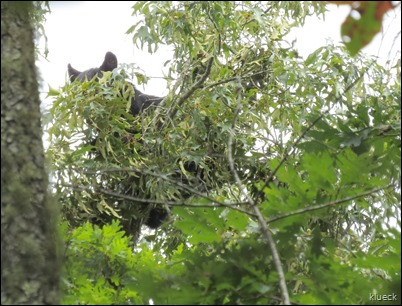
[47,2,401,304]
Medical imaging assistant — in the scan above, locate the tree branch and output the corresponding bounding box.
[267,184,394,224]
[63,183,256,217]
[227,76,290,305]
[166,56,214,123]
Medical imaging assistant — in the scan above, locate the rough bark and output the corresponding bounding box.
[1,2,60,304]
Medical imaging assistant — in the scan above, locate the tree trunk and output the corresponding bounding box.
[1,2,60,304]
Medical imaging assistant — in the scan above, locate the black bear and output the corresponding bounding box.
[67,51,168,229]
[68,51,163,116]
[68,51,118,82]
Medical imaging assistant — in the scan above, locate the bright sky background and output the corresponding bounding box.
[37,1,401,102]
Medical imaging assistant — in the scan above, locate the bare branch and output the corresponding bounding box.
[92,167,218,203]
[63,183,256,217]
[227,76,290,305]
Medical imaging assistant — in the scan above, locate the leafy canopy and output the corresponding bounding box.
[47,1,401,305]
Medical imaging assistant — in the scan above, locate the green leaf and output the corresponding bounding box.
[47,84,61,97]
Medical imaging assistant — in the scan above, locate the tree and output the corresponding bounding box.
[1,2,60,304]
[48,1,400,304]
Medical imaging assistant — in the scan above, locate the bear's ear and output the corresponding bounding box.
[99,51,118,72]
[67,64,82,82]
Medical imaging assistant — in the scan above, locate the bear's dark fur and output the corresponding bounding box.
[67,52,167,229]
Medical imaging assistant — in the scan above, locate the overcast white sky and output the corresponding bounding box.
[37,1,401,100]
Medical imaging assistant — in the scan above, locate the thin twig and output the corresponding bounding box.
[167,56,214,122]
[267,184,394,224]
[93,167,254,214]
[202,69,274,91]
[227,76,290,305]
[63,183,256,217]
[92,167,217,203]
